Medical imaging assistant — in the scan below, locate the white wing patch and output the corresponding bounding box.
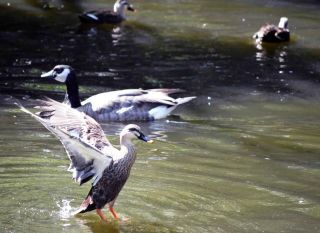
[149,106,175,120]
[87,13,99,20]
[116,106,134,114]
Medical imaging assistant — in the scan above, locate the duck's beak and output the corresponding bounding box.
[41,69,55,78]
[127,4,135,12]
[138,132,154,143]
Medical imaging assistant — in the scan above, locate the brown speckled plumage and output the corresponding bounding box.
[17,98,152,221]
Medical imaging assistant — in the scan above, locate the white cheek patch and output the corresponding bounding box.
[54,69,70,83]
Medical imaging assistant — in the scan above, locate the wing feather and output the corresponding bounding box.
[16,98,115,185]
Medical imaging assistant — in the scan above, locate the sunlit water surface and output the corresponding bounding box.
[0,0,320,232]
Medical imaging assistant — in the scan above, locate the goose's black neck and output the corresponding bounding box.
[65,71,81,108]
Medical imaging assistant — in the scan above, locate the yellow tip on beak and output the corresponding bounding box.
[147,140,154,144]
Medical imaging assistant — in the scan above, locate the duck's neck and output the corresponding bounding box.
[65,72,81,108]
[114,3,126,19]
[278,18,288,29]
[119,138,137,165]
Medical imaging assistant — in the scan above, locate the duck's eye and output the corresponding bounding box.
[55,68,64,74]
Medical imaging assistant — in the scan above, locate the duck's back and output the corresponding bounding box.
[79,10,123,24]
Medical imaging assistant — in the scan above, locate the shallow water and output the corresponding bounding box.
[1,0,320,232]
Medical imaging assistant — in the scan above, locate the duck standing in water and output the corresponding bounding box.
[253,17,290,43]
[17,98,153,221]
[40,65,196,122]
[79,0,135,24]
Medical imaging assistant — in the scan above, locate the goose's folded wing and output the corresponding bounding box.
[17,98,114,186]
[80,89,179,112]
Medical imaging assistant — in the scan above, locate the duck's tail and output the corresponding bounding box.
[72,187,96,215]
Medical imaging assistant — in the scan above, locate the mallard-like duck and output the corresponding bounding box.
[79,0,135,24]
[40,65,196,122]
[253,17,290,43]
[17,98,153,221]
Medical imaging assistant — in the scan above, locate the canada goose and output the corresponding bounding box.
[253,17,290,43]
[79,0,135,24]
[17,98,153,221]
[41,65,196,122]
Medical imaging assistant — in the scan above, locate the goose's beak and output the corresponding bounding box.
[127,4,135,12]
[41,69,55,78]
[138,133,154,143]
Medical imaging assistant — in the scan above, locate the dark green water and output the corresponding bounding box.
[0,0,320,232]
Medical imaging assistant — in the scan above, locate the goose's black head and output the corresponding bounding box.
[41,65,81,108]
[41,65,74,83]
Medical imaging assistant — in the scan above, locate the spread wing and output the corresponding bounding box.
[16,98,115,186]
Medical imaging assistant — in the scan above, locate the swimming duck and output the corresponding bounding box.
[17,98,153,221]
[79,0,135,24]
[40,65,196,122]
[253,17,290,43]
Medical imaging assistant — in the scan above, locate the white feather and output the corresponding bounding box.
[116,106,133,114]
[87,13,99,20]
[149,106,176,120]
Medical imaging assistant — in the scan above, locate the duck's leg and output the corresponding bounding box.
[96,209,107,221]
[109,207,130,222]
[109,207,120,220]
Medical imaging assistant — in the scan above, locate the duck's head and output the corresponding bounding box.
[120,124,153,143]
[41,65,74,83]
[278,17,288,29]
[114,0,135,15]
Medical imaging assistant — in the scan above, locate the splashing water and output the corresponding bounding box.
[56,199,73,220]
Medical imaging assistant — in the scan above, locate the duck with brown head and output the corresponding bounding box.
[17,98,153,221]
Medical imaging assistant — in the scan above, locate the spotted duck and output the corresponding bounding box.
[40,65,196,122]
[17,98,153,221]
[79,0,135,24]
[253,17,290,43]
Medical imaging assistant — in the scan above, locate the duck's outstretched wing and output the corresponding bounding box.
[16,98,115,186]
[80,89,196,121]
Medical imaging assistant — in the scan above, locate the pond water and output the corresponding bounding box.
[0,0,320,232]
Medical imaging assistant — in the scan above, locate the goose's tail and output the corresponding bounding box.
[148,96,196,120]
[175,96,196,105]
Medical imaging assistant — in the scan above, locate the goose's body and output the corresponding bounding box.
[41,65,196,122]
[79,0,135,24]
[17,98,153,221]
[253,17,290,43]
